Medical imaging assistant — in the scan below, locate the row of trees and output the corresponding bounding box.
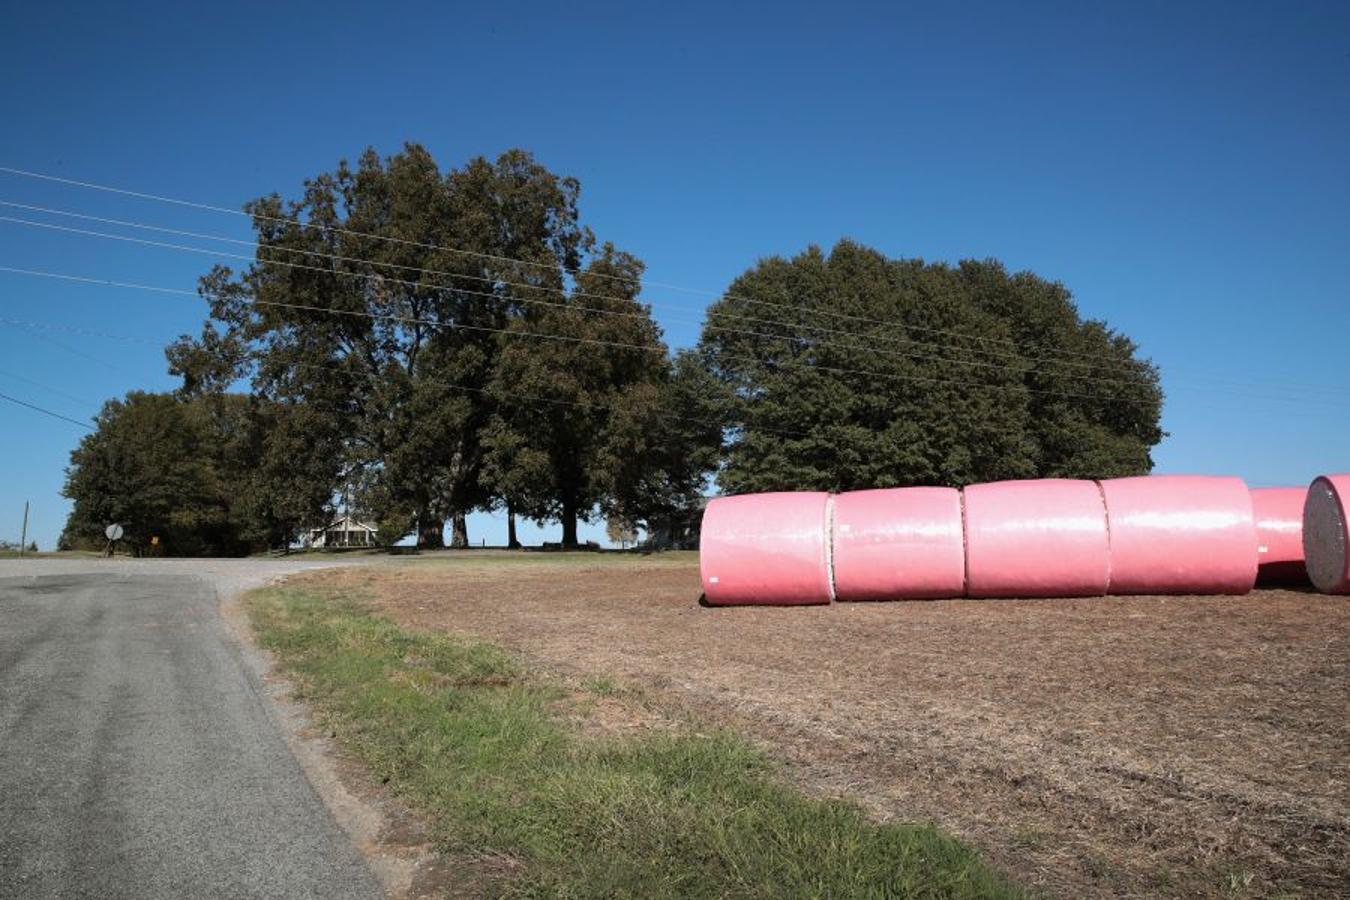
[61,144,1163,556]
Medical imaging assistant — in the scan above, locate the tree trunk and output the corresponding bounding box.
[450,510,468,549]
[506,502,520,549]
[416,512,445,549]
[561,496,579,549]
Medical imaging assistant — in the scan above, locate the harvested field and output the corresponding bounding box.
[313,552,1350,898]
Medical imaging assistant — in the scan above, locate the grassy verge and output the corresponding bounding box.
[390,549,702,570]
[247,581,1024,899]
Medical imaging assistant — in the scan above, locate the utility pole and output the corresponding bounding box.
[19,501,29,557]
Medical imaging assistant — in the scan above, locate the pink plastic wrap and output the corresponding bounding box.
[1100,475,1258,595]
[1250,487,1309,585]
[1303,474,1350,595]
[962,479,1109,598]
[831,487,965,600]
[699,492,834,605]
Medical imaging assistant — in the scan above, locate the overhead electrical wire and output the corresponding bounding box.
[0,169,1338,458]
[7,169,1341,395]
[0,262,1165,406]
[0,311,1333,430]
[0,389,93,430]
[3,258,1338,408]
[0,365,97,407]
[0,165,1171,370]
[3,167,1338,402]
[0,313,813,439]
[0,198,1178,384]
[0,298,1334,438]
[0,204,1157,384]
[9,198,1344,399]
[0,314,168,345]
[0,220,1157,395]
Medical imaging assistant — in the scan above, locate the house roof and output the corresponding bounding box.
[314,515,378,533]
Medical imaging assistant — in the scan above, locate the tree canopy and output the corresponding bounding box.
[165,144,720,548]
[481,244,724,545]
[698,241,1163,493]
[60,392,312,556]
[62,150,1165,556]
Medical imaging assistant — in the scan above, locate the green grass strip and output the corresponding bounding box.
[247,583,1025,899]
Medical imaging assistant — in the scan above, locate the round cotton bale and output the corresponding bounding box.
[1250,486,1309,586]
[831,487,964,600]
[1100,475,1258,595]
[699,492,834,606]
[1302,474,1350,595]
[962,479,1109,598]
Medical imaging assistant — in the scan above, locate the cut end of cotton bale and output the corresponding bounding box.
[1303,475,1350,595]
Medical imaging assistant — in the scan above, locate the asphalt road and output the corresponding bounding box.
[0,572,382,899]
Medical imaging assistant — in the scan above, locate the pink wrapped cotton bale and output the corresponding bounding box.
[1303,474,1350,595]
[962,479,1109,598]
[1250,486,1309,585]
[1100,475,1258,595]
[831,487,964,600]
[699,492,834,606]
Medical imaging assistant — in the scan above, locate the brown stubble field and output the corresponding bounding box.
[312,552,1349,898]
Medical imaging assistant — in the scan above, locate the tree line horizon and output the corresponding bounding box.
[60,143,1164,556]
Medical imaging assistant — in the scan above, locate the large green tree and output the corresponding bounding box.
[481,244,698,548]
[169,144,593,547]
[61,392,300,556]
[699,241,1163,493]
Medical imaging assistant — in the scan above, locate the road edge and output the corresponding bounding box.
[216,574,446,899]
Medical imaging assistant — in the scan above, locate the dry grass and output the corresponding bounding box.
[313,551,1349,898]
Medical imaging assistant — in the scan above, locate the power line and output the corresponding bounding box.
[0,215,1180,400]
[0,313,163,345]
[0,209,1163,391]
[6,261,1339,408]
[0,197,704,318]
[0,390,93,430]
[31,328,143,378]
[0,366,97,407]
[0,308,1335,447]
[0,266,199,302]
[0,165,1169,369]
[11,199,1343,398]
[9,166,1340,395]
[0,164,675,291]
[0,206,1156,384]
[0,314,811,439]
[0,262,1163,405]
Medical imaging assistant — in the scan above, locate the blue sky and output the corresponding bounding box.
[1,1,1347,550]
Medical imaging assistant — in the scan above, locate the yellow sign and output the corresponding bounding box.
[150,536,160,546]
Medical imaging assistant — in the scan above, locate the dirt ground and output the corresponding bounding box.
[314,552,1349,899]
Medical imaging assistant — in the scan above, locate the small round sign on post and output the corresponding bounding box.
[104,523,124,558]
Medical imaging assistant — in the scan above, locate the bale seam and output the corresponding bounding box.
[1095,479,1113,594]
[959,486,970,598]
[824,493,837,602]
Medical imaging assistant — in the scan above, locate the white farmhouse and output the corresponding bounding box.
[306,515,379,549]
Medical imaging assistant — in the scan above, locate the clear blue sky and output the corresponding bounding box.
[2,1,1347,551]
